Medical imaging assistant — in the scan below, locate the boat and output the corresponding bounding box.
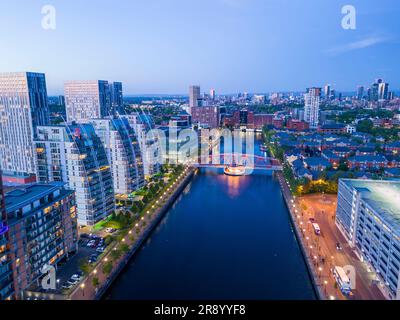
[224,165,246,176]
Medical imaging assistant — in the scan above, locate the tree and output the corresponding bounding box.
[92,277,100,288]
[103,261,113,276]
[110,248,122,261]
[79,259,91,275]
[119,243,130,254]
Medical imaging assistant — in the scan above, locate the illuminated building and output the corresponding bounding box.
[4,182,77,299]
[34,124,115,226]
[336,179,400,299]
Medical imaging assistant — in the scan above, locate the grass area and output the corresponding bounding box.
[93,216,113,231]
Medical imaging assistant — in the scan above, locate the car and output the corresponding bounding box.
[71,274,83,281]
[96,247,105,253]
[67,279,78,286]
[87,240,96,248]
[88,255,98,264]
[62,283,74,290]
[336,242,343,251]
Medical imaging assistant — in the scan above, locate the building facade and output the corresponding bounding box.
[304,87,321,129]
[336,179,400,300]
[191,106,220,129]
[110,82,124,114]
[4,183,77,299]
[0,72,50,178]
[65,80,112,123]
[91,118,145,195]
[123,114,161,177]
[35,124,115,226]
[0,175,14,300]
[189,85,201,108]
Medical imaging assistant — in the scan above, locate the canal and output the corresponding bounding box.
[105,141,316,299]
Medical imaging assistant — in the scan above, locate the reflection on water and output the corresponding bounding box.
[219,175,250,198]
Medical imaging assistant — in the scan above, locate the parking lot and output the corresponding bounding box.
[53,234,108,294]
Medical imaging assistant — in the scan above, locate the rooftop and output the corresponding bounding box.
[5,182,69,213]
[341,179,400,230]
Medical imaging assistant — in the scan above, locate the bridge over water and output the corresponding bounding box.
[194,153,282,171]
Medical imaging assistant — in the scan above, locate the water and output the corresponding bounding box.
[105,157,316,299]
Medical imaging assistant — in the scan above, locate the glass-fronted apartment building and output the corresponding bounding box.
[35,124,115,226]
[123,113,161,177]
[0,72,49,179]
[0,175,14,300]
[91,118,144,195]
[336,179,400,299]
[4,182,77,299]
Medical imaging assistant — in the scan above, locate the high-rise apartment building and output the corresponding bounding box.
[122,114,161,177]
[0,174,14,300]
[336,179,400,300]
[304,87,321,129]
[4,182,78,299]
[110,82,124,114]
[35,124,115,226]
[189,85,201,108]
[91,118,145,195]
[64,80,112,123]
[324,84,331,98]
[0,72,50,178]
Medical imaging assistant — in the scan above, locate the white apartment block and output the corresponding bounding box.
[65,80,112,123]
[0,72,49,176]
[35,124,115,226]
[90,118,145,195]
[336,179,400,300]
[304,87,321,129]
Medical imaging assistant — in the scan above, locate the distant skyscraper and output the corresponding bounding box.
[91,118,145,195]
[110,82,124,114]
[64,80,112,123]
[210,88,216,101]
[0,72,50,177]
[35,124,115,226]
[356,86,364,100]
[0,175,14,300]
[189,85,201,108]
[304,87,321,129]
[369,79,381,101]
[324,84,331,98]
[378,81,389,100]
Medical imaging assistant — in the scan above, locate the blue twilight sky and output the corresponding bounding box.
[0,0,399,95]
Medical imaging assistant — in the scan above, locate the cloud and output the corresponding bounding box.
[325,35,391,56]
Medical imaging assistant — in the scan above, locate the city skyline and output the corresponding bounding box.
[1,0,400,94]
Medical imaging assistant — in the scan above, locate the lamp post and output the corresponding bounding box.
[80,283,85,297]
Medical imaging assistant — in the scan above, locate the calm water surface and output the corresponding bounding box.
[105,165,316,300]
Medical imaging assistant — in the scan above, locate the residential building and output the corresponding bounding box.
[304,87,321,129]
[0,175,14,300]
[5,182,77,299]
[336,179,400,299]
[65,80,112,123]
[191,106,220,129]
[347,155,388,170]
[189,85,201,108]
[318,123,346,135]
[122,114,161,176]
[110,82,123,114]
[90,118,145,195]
[0,72,50,180]
[35,124,115,226]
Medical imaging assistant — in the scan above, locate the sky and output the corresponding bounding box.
[0,0,399,95]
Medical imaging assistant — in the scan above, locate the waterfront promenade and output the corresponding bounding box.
[68,166,195,300]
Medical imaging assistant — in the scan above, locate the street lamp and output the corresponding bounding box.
[80,283,85,296]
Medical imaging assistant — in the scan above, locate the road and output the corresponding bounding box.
[299,194,385,300]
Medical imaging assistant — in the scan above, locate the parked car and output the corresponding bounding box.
[71,274,83,281]
[62,283,74,290]
[336,242,343,251]
[96,246,105,253]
